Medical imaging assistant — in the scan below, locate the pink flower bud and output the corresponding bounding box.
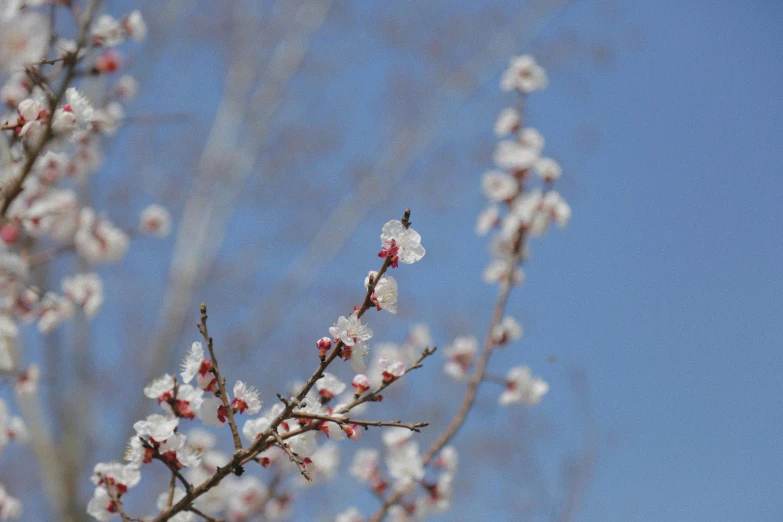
[94,49,123,74]
[344,424,362,441]
[316,337,332,357]
[352,374,370,394]
[0,224,19,245]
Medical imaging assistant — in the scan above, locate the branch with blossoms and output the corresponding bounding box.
[344,55,571,522]
[0,2,178,519]
[86,210,434,522]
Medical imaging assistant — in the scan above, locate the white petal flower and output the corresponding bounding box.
[475,204,500,236]
[315,373,346,400]
[0,12,48,71]
[492,316,523,344]
[180,342,205,384]
[481,170,518,202]
[373,276,398,314]
[494,107,520,136]
[378,358,405,383]
[62,273,103,318]
[86,487,114,521]
[350,448,380,482]
[482,259,525,286]
[91,462,141,492]
[65,88,95,125]
[124,10,147,42]
[133,414,178,441]
[75,208,129,264]
[232,380,262,415]
[519,127,545,152]
[139,204,172,238]
[379,220,425,266]
[535,157,562,182]
[329,315,373,372]
[498,366,549,406]
[493,140,539,171]
[335,507,364,522]
[199,397,226,427]
[386,440,425,487]
[242,416,271,443]
[442,337,477,381]
[500,55,548,93]
[143,374,175,401]
[91,15,125,47]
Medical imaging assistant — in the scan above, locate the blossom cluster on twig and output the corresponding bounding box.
[0,3,170,518]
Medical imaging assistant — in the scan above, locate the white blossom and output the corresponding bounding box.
[494,107,520,136]
[379,220,425,266]
[373,275,398,314]
[232,380,262,415]
[475,204,500,236]
[350,448,380,482]
[335,507,364,522]
[492,316,523,344]
[315,372,346,400]
[133,414,178,442]
[139,204,172,238]
[91,15,125,47]
[386,440,425,489]
[62,272,103,318]
[500,55,548,93]
[481,170,518,202]
[482,259,525,286]
[498,366,549,406]
[124,10,147,42]
[535,157,562,182]
[329,314,373,372]
[493,139,539,171]
[443,336,478,381]
[75,208,129,264]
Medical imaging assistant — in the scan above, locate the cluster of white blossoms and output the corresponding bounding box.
[440,55,565,408]
[85,218,428,521]
[338,438,458,522]
[0,4,171,519]
[326,218,425,373]
[0,400,25,520]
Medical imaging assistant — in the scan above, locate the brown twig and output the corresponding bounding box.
[188,506,223,522]
[342,346,437,412]
[197,303,244,453]
[166,472,176,508]
[141,438,193,495]
[292,411,428,432]
[271,430,312,482]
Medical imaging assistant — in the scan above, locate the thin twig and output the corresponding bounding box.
[141,438,193,495]
[292,411,428,432]
[166,472,176,508]
[188,506,223,522]
[197,303,243,453]
[343,346,437,412]
[271,430,312,482]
